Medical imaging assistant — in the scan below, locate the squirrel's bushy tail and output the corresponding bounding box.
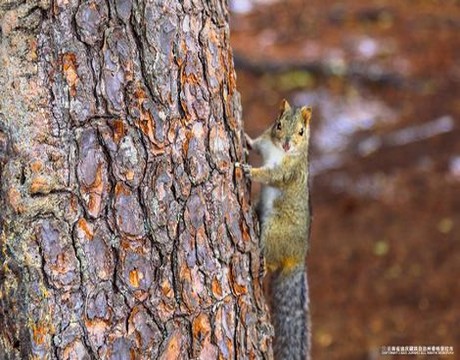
[272,264,311,360]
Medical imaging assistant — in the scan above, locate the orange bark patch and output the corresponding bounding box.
[62,53,79,97]
[110,119,126,144]
[230,258,248,296]
[129,268,142,288]
[87,165,104,217]
[137,112,155,143]
[87,194,101,217]
[125,170,134,181]
[241,223,251,244]
[77,218,94,240]
[29,176,51,194]
[133,86,158,146]
[30,160,44,173]
[227,49,236,92]
[182,129,193,154]
[232,281,247,296]
[160,278,174,299]
[114,181,130,196]
[32,323,47,345]
[234,166,243,180]
[181,69,198,85]
[192,313,211,340]
[91,163,104,188]
[27,39,38,62]
[212,276,223,298]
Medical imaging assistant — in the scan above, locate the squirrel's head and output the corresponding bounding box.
[271,99,312,154]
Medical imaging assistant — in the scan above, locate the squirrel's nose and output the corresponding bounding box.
[283,141,290,151]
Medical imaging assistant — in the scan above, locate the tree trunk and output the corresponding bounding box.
[0,0,272,358]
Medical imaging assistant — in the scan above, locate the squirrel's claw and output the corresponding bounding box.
[235,162,252,177]
[259,256,267,279]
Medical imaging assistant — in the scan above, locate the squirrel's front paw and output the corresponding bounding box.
[235,162,252,177]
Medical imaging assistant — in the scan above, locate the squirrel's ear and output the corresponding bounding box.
[279,99,291,115]
[300,106,312,126]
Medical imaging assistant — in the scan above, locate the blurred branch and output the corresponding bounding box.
[233,52,405,87]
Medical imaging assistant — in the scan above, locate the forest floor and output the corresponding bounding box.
[230,0,460,358]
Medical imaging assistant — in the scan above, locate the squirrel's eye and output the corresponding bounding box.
[276,122,282,130]
[299,128,304,136]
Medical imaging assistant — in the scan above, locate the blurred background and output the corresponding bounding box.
[229,0,460,358]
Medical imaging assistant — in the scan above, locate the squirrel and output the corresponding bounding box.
[236,99,312,360]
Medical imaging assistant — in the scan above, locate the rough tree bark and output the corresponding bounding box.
[0,0,273,358]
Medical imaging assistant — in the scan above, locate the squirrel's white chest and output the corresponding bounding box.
[258,138,285,168]
[257,139,285,219]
